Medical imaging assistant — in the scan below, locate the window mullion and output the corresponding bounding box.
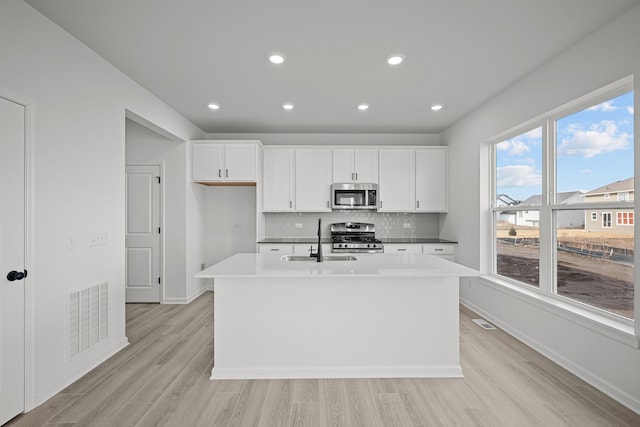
[539,119,554,295]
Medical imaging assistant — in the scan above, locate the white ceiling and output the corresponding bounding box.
[24,0,640,134]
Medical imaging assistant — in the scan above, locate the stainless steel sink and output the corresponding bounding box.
[280,255,357,262]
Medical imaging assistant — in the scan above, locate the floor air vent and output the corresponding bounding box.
[471,318,496,330]
[67,281,109,360]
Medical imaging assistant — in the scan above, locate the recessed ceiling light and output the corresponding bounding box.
[268,52,286,64]
[431,104,443,111]
[282,103,295,110]
[357,103,369,111]
[207,103,220,110]
[386,53,405,66]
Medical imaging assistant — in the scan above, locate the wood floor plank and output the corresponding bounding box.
[373,393,414,427]
[195,391,241,427]
[8,292,640,427]
[292,379,320,403]
[289,403,320,427]
[320,379,351,427]
[257,379,293,427]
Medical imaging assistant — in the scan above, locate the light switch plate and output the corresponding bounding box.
[90,231,109,247]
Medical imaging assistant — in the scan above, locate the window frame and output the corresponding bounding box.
[489,77,635,326]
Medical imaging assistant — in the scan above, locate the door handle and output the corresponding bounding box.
[7,269,27,281]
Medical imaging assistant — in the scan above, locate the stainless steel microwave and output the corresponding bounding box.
[331,183,377,210]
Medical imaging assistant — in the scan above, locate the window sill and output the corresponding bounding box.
[476,275,639,349]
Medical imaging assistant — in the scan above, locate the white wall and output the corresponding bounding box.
[205,187,257,267]
[125,119,189,302]
[441,5,640,413]
[0,0,204,407]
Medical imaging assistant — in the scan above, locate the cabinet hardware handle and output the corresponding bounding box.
[355,172,358,181]
[289,201,293,208]
[398,248,407,252]
[326,200,329,208]
[434,248,443,251]
[226,169,229,178]
[379,201,382,208]
[218,169,222,178]
[270,248,279,251]
[416,200,420,208]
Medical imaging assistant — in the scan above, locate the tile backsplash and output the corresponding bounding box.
[264,211,441,238]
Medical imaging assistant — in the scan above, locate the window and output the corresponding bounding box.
[617,211,634,225]
[618,192,630,201]
[492,85,634,320]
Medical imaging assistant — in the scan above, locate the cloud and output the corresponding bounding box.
[496,139,531,156]
[496,165,541,188]
[628,106,635,115]
[581,169,592,174]
[587,100,618,112]
[523,127,542,140]
[557,120,630,158]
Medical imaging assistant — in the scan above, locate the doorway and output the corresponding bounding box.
[0,95,26,424]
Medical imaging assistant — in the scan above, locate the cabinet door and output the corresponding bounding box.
[423,244,457,261]
[258,244,294,254]
[225,143,256,181]
[378,149,415,212]
[192,143,224,181]
[263,148,295,211]
[416,148,447,212]
[354,149,378,183]
[332,149,355,182]
[384,244,423,254]
[295,149,332,212]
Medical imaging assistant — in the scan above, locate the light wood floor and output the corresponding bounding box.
[7,292,640,426]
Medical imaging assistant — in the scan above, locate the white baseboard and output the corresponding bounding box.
[35,337,129,407]
[187,286,208,303]
[211,365,463,380]
[460,297,640,416]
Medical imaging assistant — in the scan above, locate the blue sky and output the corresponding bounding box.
[496,91,634,202]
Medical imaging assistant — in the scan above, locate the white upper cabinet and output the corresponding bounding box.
[378,147,448,213]
[415,147,447,212]
[192,141,257,182]
[378,148,416,212]
[295,149,332,212]
[263,148,295,212]
[332,148,378,183]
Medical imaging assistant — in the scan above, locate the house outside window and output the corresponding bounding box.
[617,211,634,225]
[491,85,634,320]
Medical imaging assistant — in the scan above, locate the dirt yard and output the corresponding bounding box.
[496,241,634,319]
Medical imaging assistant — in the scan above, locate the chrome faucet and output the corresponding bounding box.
[310,218,324,262]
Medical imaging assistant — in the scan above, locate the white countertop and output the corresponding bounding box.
[196,253,480,278]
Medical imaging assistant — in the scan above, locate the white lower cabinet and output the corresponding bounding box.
[423,244,457,262]
[258,244,293,254]
[383,244,423,254]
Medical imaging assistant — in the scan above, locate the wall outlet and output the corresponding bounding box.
[89,231,109,247]
[201,263,206,271]
[65,233,76,250]
[403,223,412,228]
[295,223,303,229]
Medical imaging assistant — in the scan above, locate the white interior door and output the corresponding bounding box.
[0,96,26,424]
[125,165,161,303]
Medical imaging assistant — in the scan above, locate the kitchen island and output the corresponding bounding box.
[196,253,479,380]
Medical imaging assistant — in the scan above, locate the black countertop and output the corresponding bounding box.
[258,237,457,244]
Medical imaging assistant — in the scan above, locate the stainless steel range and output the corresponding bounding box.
[330,222,383,253]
